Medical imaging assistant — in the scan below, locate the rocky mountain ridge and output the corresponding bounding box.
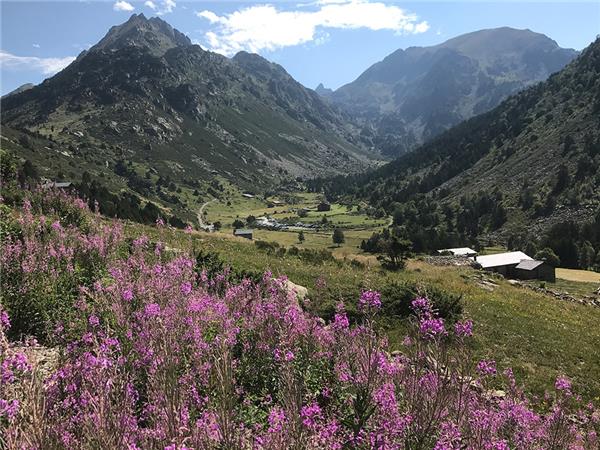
[326,27,579,156]
[1,14,374,191]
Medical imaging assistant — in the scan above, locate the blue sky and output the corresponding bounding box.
[1,1,599,95]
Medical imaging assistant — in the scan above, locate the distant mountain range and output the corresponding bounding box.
[317,37,600,237]
[1,14,373,191]
[323,27,579,157]
[1,15,595,231]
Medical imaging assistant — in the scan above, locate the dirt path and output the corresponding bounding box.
[197,199,217,230]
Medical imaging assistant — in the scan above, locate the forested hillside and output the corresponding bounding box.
[313,38,600,269]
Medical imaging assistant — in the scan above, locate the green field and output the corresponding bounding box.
[556,268,600,283]
[122,220,600,401]
[203,192,389,258]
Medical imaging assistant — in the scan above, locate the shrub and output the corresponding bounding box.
[255,240,280,253]
[297,248,334,265]
[380,281,463,321]
[0,194,124,342]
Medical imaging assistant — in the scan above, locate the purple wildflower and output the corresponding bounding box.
[301,402,322,428]
[555,375,572,391]
[88,315,100,327]
[359,290,382,310]
[180,281,192,295]
[144,303,161,317]
[0,310,10,330]
[477,360,497,376]
[122,289,134,302]
[419,318,447,337]
[454,320,473,337]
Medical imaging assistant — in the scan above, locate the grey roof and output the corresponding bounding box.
[234,229,253,235]
[438,247,477,256]
[42,181,72,188]
[515,260,545,270]
[474,251,532,269]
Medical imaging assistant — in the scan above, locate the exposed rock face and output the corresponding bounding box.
[330,27,578,157]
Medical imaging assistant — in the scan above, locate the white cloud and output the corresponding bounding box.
[113,1,134,12]
[196,0,429,55]
[145,0,176,15]
[0,51,76,75]
[161,0,176,14]
[32,43,41,49]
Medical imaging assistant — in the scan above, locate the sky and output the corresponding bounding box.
[1,1,599,95]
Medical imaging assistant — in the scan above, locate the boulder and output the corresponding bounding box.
[283,280,308,301]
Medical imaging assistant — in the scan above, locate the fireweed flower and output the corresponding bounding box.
[88,315,100,327]
[477,360,497,376]
[411,296,431,314]
[419,318,447,338]
[359,290,382,310]
[0,399,20,419]
[180,282,192,295]
[0,310,9,329]
[144,303,161,317]
[268,406,286,433]
[555,375,572,391]
[122,289,134,302]
[301,402,322,428]
[454,320,473,337]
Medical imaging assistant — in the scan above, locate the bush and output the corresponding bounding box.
[380,281,463,321]
[255,240,280,253]
[0,193,124,342]
[298,248,334,265]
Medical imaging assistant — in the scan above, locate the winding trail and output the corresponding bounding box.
[197,199,217,231]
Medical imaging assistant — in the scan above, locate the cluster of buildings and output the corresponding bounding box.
[438,248,556,282]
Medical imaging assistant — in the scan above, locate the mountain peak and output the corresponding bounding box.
[233,51,290,80]
[91,13,191,56]
[438,27,575,59]
[315,83,333,97]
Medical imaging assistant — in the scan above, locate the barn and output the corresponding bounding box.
[233,229,253,240]
[473,251,555,281]
[513,260,556,282]
[473,251,532,277]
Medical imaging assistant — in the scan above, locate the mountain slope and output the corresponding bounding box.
[329,27,578,156]
[1,14,373,193]
[318,38,600,241]
[2,83,35,98]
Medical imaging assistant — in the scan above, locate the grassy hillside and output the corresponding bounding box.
[119,220,600,400]
[3,189,598,447]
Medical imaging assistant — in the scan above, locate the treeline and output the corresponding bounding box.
[508,214,600,270]
[357,191,505,256]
